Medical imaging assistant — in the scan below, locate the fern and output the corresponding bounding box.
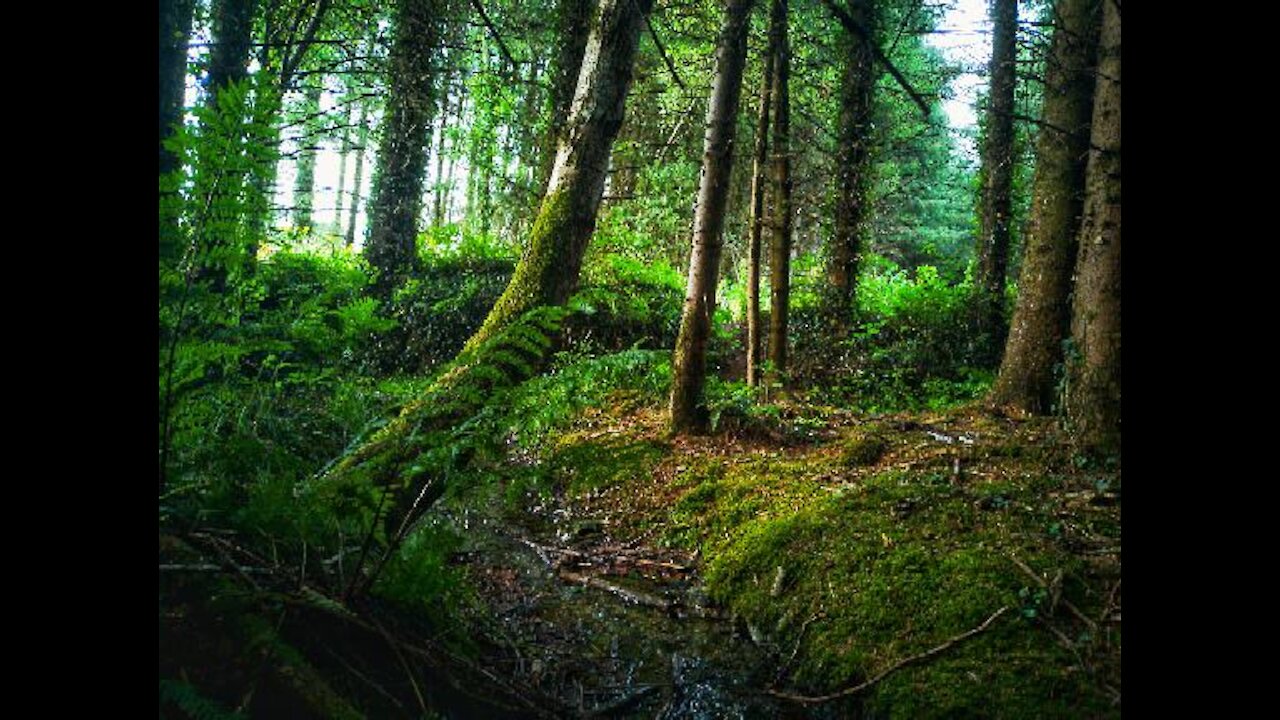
[159,679,244,720]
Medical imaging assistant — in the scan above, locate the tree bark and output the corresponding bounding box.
[537,0,594,196]
[765,0,792,388]
[346,100,369,247]
[364,0,441,296]
[431,61,453,228]
[206,0,257,107]
[335,99,352,236]
[989,0,1100,414]
[318,0,656,586]
[1067,0,1120,454]
[292,78,322,230]
[464,0,655,351]
[821,0,878,338]
[159,0,194,178]
[160,0,195,264]
[668,0,756,434]
[974,0,1018,365]
[745,24,778,388]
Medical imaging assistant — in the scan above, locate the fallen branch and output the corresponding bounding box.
[768,606,1009,704]
[559,569,672,611]
[1007,554,1097,632]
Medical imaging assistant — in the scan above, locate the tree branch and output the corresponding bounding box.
[815,0,932,119]
[640,4,688,92]
[469,0,521,67]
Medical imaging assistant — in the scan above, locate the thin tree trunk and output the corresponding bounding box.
[822,0,878,338]
[364,0,441,296]
[669,0,756,434]
[1067,0,1120,454]
[765,0,792,388]
[335,99,352,236]
[346,101,369,247]
[989,0,1100,414]
[745,27,777,388]
[292,79,322,230]
[974,0,1019,365]
[431,62,453,228]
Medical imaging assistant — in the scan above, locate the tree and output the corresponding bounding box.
[669,0,756,433]
[292,77,323,231]
[364,0,442,296]
[744,14,778,388]
[320,0,656,581]
[820,0,879,338]
[1066,0,1119,453]
[989,0,1100,414]
[159,0,194,179]
[765,0,792,388]
[974,0,1018,365]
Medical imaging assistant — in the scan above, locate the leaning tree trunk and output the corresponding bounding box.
[989,0,1100,414]
[821,0,878,338]
[765,0,792,389]
[974,0,1019,366]
[364,0,441,297]
[317,0,654,595]
[1067,0,1120,454]
[537,0,593,196]
[669,0,756,434]
[745,25,777,388]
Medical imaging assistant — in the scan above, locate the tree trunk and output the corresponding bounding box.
[1067,0,1120,454]
[335,99,352,236]
[317,0,655,590]
[669,0,756,434]
[821,0,878,338]
[159,0,194,178]
[292,79,322,231]
[464,0,654,351]
[765,0,792,388]
[989,0,1100,414]
[160,0,195,263]
[364,0,441,296]
[346,100,369,247]
[745,26,777,388]
[206,0,257,106]
[431,63,453,228]
[537,0,594,196]
[974,0,1018,365]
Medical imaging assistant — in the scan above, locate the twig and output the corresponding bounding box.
[814,0,932,119]
[469,0,521,67]
[1007,554,1097,632]
[323,646,407,712]
[769,606,1009,704]
[640,3,687,92]
[371,615,429,717]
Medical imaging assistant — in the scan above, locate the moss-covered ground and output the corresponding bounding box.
[504,393,1121,718]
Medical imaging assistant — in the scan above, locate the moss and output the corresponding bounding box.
[548,433,670,497]
[465,189,574,353]
[650,443,1117,717]
[839,430,889,466]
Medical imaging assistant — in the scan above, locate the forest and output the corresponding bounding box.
[158,0,1120,716]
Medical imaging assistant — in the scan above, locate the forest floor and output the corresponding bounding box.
[160,392,1121,719]
[442,392,1122,718]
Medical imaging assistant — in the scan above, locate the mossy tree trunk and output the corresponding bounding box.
[974,0,1018,365]
[364,0,441,297]
[669,0,756,434]
[319,0,655,580]
[820,0,878,339]
[765,0,792,388]
[464,0,654,352]
[745,24,777,388]
[989,0,1100,414]
[1067,0,1120,454]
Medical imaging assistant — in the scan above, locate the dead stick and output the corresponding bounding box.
[1007,554,1097,632]
[769,606,1009,704]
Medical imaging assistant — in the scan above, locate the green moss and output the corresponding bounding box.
[548,433,670,497]
[652,447,1116,717]
[839,430,889,466]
